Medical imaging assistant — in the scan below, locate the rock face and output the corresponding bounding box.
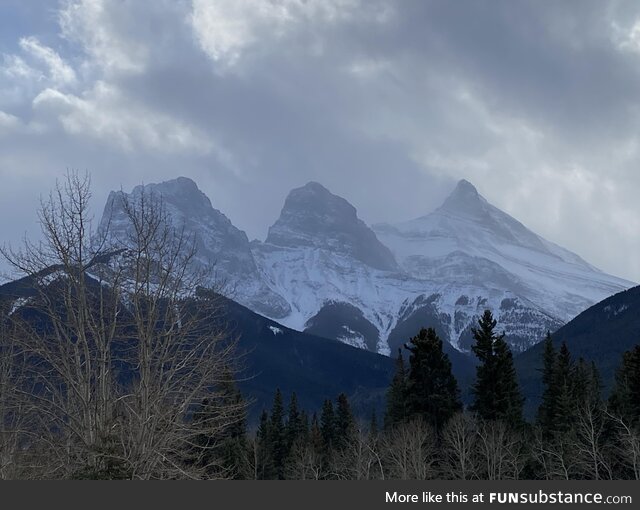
[251,182,407,353]
[98,177,634,356]
[265,182,397,271]
[99,177,290,319]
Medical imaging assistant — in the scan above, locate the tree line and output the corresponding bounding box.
[236,312,640,480]
[1,173,639,479]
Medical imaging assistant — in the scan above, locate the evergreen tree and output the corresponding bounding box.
[218,390,248,479]
[335,393,355,449]
[470,310,523,426]
[191,376,248,479]
[308,412,325,477]
[286,392,303,451]
[298,409,310,444]
[369,410,379,437]
[571,358,597,406]
[309,413,324,454]
[405,327,462,430]
[269,389,287,479]
[257,409,270,443]
[320,399,336,453]
[589,361,603,406]
[609,345,640,425]
[384,349,409,430]
[553,342,574,434]
[471,311,498,418]
[536,332,558,437]
[256,409,272,479]
[493,333,524,425]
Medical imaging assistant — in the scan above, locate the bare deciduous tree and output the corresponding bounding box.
[286,440,324,480]
[381,418,437,480]
[1,172,244,479]
[110,189,243,479]
[441,412,478,480]
[532,427,575,480]
[329,423,384,480]
[0,303,29,479]
[475,419,525,480]
[2,173,124,478]
[573,402,612,480]
[606,410,640,480]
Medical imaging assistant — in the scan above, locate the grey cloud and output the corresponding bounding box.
[1,0,639,282]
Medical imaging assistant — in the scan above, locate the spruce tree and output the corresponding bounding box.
[257,409,270,442]
[320,399,336,451]
[553,342,574,434]
[217,386,248,479]
[537,332,558,437]
[256,409,272,479]
[471,310,498,418]
[609,345,640,425]
[335,393,355,449]
[308,412,325,477]
[572,358,593,405]
[309,413,324,455]
[369,410,379,437]
[405,327,462,430]
[286,392,303,451]
[384,349,408,430]
[470,310,523,426]
[493,333,524,425]
[589,361,603,406]
[269,389,287,479]
[299,409,310,442]
[191,376,248,479]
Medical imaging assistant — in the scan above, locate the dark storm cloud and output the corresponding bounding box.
[1,0,639,281]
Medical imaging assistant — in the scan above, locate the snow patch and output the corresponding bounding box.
[603,303,629,317]
[337,325,368,350]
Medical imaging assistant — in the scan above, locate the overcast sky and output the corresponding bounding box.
[1,0,639,282]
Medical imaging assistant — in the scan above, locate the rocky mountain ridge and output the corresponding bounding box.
[98,177,633,355]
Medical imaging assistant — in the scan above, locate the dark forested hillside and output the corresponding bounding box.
[212,296,396,420]
[516,285,640,414]
[0,275,396,423]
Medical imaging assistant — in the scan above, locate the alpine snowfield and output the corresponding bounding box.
[100,177,634,355]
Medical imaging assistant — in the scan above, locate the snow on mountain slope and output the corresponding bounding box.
[251,182,407,353]
[98,177,290,319]
[251,241,416,354]
[253,180,632,354]
[373,179,632,324]
[98,177,634,356]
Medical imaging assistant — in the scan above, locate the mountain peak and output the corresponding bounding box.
[454,178,478,194]
[265,183,397,271]
[274,182,357,225]
[133,176,206,202]
[300,181,331,193]
[100,177,292,319]
[439,178,487,216]
[166,175,198,188]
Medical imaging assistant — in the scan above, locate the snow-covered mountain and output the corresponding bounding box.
[252,182,411,352]
[373,179,633,351]
[98,177,290,319]
[264,181,398,272]
[98,177,634,356]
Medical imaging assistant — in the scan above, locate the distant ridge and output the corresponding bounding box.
[98,177,633,355]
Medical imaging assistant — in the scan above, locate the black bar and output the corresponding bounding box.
[1,480,638,510]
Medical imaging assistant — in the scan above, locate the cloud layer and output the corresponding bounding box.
[1,0,639,282]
